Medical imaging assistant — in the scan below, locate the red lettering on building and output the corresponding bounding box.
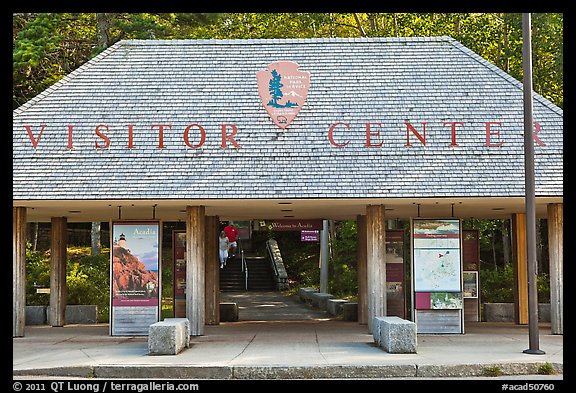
[18,120,549,151]
[365,122,384,147]
[183,124,206,148]
[151,124,171,149]
[67,125,74,149]
[24,124,46,149]
[328,122,350,147]
[220,124,241,149]
[127,124,135,148]
[95,124,110,149]
[485,122,504,147]
[444,122,464,147]
[404,122,427,146]
[533,121,545,146]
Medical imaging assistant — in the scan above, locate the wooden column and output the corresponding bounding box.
[356,214,367,325]
[13,207,27,337]
[366,205,387,334]
[204,215,220,325]
[547,203,563,335]
[186,206,205,336]
[511,213,529,325]
[49,216,68,327]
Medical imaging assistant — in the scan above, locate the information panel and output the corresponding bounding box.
[411,218,463,334]
[110,221,161,335]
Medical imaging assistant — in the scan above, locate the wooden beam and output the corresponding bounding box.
[356,214,367,325]
[13,207,27,337]
[49,216,68,327]
[204,215,220,325]
[511,213,529,325]
[186,206,206,335]
[547,203,563,335]
[366,205,387,334]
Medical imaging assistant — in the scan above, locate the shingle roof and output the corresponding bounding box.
[12,36,563,200]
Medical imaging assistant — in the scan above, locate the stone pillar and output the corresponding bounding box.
[13,207,27,337]
[547,203,563,335]
[204,215,220,325]
[356,214,367,325]
[186,206,205,335]
[49,216,68,327]
[511,213,529,325]
[366,205,387,334]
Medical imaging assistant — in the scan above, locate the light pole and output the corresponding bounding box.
[522,12,545,355]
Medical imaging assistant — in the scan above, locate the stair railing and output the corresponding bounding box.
[239,239,248,290]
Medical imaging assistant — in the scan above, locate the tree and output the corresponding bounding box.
[267,70,284,107]
[14,13,563,109]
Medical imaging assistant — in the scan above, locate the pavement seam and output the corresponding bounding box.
[314,325,330,365]
[228,328,260,379]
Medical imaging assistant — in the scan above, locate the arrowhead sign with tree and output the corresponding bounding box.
[257,61,310,129]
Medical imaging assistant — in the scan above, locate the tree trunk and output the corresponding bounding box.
[536,218,544,274]
[30,222,39,251]
[96,13,111,50]
[502,219,511,264]
[91,222,101,255]
[353,13,367,37]
[492,230,497,269]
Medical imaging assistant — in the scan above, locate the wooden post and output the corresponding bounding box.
[511,213,529,325]
[357,214,367,325]
[49,216,68,327]
[547,203,563,335]
[186,206,205,335]
[204,215,220,325]
[366,205,386,334]
[13,207,27,337]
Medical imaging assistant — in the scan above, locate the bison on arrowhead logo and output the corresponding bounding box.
[257,61,310,129]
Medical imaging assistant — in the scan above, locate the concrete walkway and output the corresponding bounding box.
[13,291,563,380]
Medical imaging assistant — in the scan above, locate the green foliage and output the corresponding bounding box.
[484,365,502,377]
[480,264,515,303]
[257,230,320,290]
[25,242,51,306]
[480,263,550,303]
[13,13,562,110]
[25,245,110,322]
[66,252,110,322]
[329,221,358,298]
[537,362,556,375]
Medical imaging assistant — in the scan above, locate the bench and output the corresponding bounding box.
[373,316,417,354]
[327,299,348,316]
[220,302,239,322]
[342,302,358,321]
[148,318,190,355]
[309,292,334,309]
[297,287,318,304]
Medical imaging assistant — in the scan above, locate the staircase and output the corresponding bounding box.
[219,253,276,292]
[246,255,276,291]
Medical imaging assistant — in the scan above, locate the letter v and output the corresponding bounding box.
[24,124,46,149]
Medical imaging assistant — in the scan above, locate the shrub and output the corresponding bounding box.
[25,245,111,322]
[480,263,551,304]
[66,251,110,322]
[537,362,556,375]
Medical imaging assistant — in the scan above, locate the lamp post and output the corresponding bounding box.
[522,12,545,355]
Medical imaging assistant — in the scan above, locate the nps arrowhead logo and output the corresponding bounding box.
[256,61,310,129]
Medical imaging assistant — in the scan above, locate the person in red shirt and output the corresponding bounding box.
[223,221,239,259]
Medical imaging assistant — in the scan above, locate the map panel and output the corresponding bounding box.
[412,219,462,292]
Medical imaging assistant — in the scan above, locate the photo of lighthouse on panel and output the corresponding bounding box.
[110,221,161,336]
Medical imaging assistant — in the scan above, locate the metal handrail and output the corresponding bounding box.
[239,239,248,290]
